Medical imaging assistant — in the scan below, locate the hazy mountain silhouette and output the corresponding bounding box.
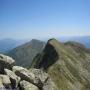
[7,39,45,67]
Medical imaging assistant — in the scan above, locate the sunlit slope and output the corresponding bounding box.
[32,38,90,90]
[8,39,45,67]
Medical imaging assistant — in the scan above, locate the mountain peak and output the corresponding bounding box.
[32,38,64,70]
[7,39,45,67]
[32,38,90,90]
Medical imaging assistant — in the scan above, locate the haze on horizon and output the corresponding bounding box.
[0,0,90,39]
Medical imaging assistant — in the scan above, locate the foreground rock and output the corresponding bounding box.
[0,54,56,90]
[0,75,11,89]
[29,69,49,84]
[0,54,15,73]
[20,80,39,90]
[13,66,41,87]
[4,69,21,89]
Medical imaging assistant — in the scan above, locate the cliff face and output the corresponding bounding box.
[33,39,59,70]
[32,39,90,90]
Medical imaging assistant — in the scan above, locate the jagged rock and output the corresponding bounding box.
[20,80,39,90]
[0,54,15,73]
[0,54,56,90]
[0,75,12,89]
[0,51,59,90]
[29,68,49,84]
[12,66,42,87]
[4,69,21,89]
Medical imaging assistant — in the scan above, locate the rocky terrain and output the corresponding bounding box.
[1,38,90,90]
[32,38,90,90]
[0,54,56,90]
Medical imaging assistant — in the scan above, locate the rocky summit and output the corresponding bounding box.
[0,54,56,90]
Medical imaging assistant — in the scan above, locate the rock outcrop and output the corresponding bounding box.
[0,54,55,90]
[4,69,21,88]
[0,54,15,73]
[0,75,11,89]
[20,80,39,90]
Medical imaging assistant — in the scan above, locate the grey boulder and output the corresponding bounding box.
[12,66,41,87]
[4,69,21,89]
[29,68,48,84]
[20,80,39,90]
[0,54,15,73]
[0,75,12,89]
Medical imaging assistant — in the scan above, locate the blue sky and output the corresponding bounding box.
[0,0,90,39]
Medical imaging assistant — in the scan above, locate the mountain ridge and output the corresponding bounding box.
[7,39,45,67]
[31,38,90,90]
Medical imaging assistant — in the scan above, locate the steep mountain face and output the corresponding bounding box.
[32,38,90,90]
[7,39,45,67]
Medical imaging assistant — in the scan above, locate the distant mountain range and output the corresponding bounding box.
[0,39,28,53]
[7,39,45,67]
[58,36,90,48]
[0,36,90,54]
[0,36,90,68]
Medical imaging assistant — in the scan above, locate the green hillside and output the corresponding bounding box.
[7,39,45,67]
[31,38,90,90]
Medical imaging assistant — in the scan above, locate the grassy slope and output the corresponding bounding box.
[32,39,90,90]
[8,39,45,67]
